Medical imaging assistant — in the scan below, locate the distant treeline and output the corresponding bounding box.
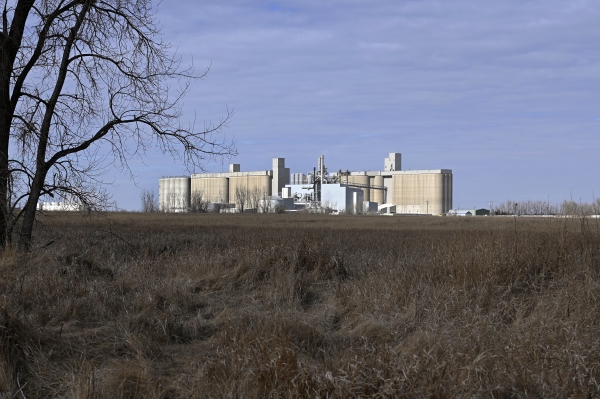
[493,199,600,216]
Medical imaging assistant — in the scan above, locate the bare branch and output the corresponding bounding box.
[0,0,236,250]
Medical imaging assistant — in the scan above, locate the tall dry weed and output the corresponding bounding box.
[0,213,599,397]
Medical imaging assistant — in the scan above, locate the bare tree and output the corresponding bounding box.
[247,187,264,213]
[234,186,248,213]
[163,191,188,213]
[259,190,273,213]
[0,0,235,250]
[190,190,208,213]
[140,188,158,212]
[560,200,595,216]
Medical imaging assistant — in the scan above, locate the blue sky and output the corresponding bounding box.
[113,0,600,210]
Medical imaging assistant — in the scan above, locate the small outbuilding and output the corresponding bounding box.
[448,208,490,216]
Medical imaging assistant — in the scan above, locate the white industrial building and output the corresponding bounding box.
[159,158,290,212]
[159,152,452,215]
[36,201,85,211]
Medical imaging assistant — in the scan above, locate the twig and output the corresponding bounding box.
[14,372,27,399]
[26,239,56,252]
[98,229,135,248]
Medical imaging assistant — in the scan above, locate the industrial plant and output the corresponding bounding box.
[158,153,453,215]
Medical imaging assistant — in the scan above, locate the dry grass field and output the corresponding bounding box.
[1,212,600,398]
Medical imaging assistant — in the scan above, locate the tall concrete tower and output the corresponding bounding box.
[272,158,290,196]
[384,153,401,172]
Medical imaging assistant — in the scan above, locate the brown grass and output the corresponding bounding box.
[1,212,600,398]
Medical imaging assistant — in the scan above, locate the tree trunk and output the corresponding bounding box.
[0,1,36,249]
[18,171,46,251]
[0,113,9,249]
[0,49,12,249]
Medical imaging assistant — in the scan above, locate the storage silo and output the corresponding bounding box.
[346,174,370,202]
[159,176,190,212]
[228,175,272,196]
[372,175,384,205]
[229,173,272,210]
[173,177,191,212]
[158,177,171,211]
[191,176,229,203]
[391,171,450,215]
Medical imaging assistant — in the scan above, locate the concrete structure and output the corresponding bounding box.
[321,184,364,213]
[228,172,272,205]
[157,158,291,212]
[158,152,452,215]
[346,173,371,202]
[191,176,229,203]
[379,204,396,214]
[272,158,290,197]
[364,201,378,213]
[338,153,452,215]
[292,173,308,185]
[384,153,401,172]
[389,170,452,215]
[159,176,191,212]
[371,175,384,205]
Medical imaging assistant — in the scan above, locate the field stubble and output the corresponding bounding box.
[1,213,600,398]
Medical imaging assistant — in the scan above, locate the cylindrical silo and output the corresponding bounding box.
[159,177,171,211]
[173,177,191,212]
[158,178,164,210]
[373,175,384,205]
[216,177,229,203]
[347,175,370,202]
[229,174,272,211]
[192,176,230,203]
[159,177,191,212]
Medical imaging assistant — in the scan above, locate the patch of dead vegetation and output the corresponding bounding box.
[0,212,599,397]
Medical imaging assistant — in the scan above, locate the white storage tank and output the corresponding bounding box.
[159,176,191,212]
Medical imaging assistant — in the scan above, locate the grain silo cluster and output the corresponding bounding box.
[159,152,452,215]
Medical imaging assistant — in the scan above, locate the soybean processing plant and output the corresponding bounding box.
[158,153,453,215]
